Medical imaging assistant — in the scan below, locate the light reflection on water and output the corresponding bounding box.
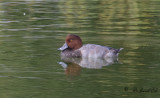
[0,0,160,98]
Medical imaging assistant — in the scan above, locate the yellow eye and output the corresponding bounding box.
[70,39,73,42]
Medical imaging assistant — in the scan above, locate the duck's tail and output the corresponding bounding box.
[115,48,124,56]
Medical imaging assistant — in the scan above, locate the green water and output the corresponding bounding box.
[0,0,160,98]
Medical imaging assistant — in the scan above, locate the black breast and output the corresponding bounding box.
[61,49,82,57]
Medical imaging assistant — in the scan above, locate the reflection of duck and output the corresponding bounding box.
[58,34,123,58]
[65,62,81,76]
[59,56,118,69]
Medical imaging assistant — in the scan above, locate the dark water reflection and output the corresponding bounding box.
[0,0,160,98]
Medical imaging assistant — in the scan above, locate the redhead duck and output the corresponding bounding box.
[58,34,123,58]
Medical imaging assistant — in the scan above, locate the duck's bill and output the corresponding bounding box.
[58,42,68,51]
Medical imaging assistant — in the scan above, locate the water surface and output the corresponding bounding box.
[0,0,160,98]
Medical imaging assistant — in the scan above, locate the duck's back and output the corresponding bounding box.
[79,44,115,58]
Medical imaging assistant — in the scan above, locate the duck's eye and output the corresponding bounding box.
[70,39,73,42]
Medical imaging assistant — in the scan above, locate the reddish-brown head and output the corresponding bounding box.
[65,34,83,50]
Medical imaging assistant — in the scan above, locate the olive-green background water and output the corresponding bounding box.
[0,0,160,98]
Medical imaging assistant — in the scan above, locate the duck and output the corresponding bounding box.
[58,34,123,58]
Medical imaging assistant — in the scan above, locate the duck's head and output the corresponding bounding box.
[58,34,83,51]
